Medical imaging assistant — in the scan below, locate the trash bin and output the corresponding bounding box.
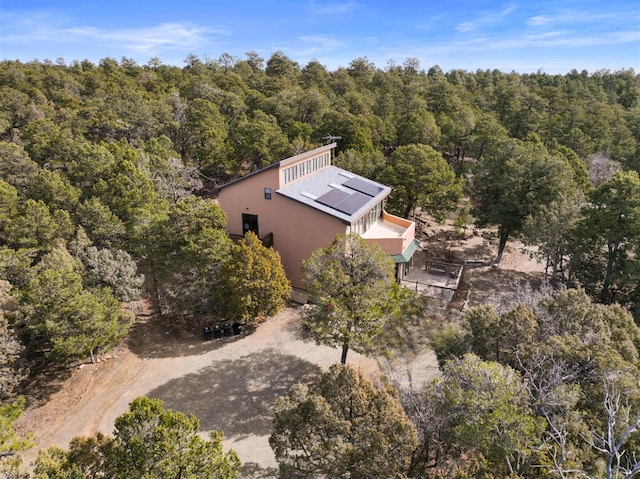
[203,327,212,340]
[232,322,241,335]
[213,325,222,339]
[223,323,231,337]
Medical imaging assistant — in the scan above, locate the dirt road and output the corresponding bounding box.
[17,306,438,477]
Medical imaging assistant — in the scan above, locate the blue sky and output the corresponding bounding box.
[1,1,638,74]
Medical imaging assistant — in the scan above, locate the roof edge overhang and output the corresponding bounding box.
[392,238,421,263]
[207,143,338,197]
[274,191,352,225]
[279,143,337,168]
[209,161,280,197]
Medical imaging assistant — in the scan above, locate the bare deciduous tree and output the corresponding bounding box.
[591,373,640,479]
[585,151,621,187]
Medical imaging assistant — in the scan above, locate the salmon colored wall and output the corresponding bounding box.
[269,197,347,288]
[384,211,416,252]
[216,167,281,236]
[365,212,416,256]
[216,167,347,288]
[369,237,401,255]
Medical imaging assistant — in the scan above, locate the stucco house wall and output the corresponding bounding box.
[266,197,347,287]
[214,143,418,290]
[361,211,416,255]
[218,173,347,286]
[215,144,349,288]
[216,165,281,237]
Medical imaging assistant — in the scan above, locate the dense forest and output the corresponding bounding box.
[1,52,639,478]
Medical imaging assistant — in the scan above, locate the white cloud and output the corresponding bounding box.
[526,10,622,27]
[90,23,223,54]
[297,35,343,55]
[1,11,225,54]
[456,4,518,33]
[269,35,343,59]
[310,1,361,15]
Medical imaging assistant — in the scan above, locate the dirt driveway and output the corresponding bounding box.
[17,306,439,478]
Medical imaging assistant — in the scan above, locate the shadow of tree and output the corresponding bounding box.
[18,364,74,406]
[240,462,279,479]
[147,348,322,438]
[465,269,544,309]
[126,317,258,360]
[17,319,259,407]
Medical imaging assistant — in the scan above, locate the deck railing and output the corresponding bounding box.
[425,261,462,278]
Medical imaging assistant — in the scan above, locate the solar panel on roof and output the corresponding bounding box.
[343,177,383,197]
[316,189,350,209]
[335,191,370,215]
[316,189,371,216]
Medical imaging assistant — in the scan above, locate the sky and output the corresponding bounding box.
[1,0,639,74]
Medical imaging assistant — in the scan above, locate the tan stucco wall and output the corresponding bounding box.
[382,211,416,253]
[268,197,347,288]
[216,168,347,289]
[364,212,416,256]
[216,167,281,236]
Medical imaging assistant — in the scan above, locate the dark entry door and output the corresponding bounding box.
[242,213,259,236]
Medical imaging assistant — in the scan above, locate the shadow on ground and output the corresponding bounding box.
[240,462,279,479]
[18,318,258,407]
[465,268,544,309]
[147,348,322,438]
[19,364,74,406]
[127,317,258,360]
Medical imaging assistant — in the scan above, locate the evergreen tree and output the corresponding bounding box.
[33,397,240,479]
[470,139,574,264]
[302,233,398,364]
[216,232,291,322]
[16,242,133,363]
[270,364,417,478]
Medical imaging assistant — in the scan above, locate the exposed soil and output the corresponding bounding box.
[15,218,545,478]
[416,220,547,312]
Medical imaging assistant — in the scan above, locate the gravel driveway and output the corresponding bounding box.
[17,305,438,478]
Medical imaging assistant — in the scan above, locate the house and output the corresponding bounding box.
[213,143,420,289]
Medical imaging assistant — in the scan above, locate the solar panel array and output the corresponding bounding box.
[315,189,371,215]
[315,189,349,209]
[313,176,384,216]
[343,177,383,197]
[334,191,371,215]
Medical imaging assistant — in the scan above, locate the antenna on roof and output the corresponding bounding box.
[322,134,342,144]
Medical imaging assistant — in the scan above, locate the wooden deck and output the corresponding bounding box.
[401,260,463,301]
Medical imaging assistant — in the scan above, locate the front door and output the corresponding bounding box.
[242,213,259,237]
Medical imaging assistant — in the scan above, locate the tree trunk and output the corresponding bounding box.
[148,261,164,315]
[404,202,415,221]
[494,230,509,265]
[341,340,349,365]
[544,254,551,280]
[477,140,487,161]
[600,243,619,304]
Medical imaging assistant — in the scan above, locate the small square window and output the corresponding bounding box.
[264,187,272,199]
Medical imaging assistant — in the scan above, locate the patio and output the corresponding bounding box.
[401,259,463,302]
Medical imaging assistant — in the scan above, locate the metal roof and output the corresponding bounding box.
[276,166,391,224]
[210,143,338,196]
[391,238,421,263]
